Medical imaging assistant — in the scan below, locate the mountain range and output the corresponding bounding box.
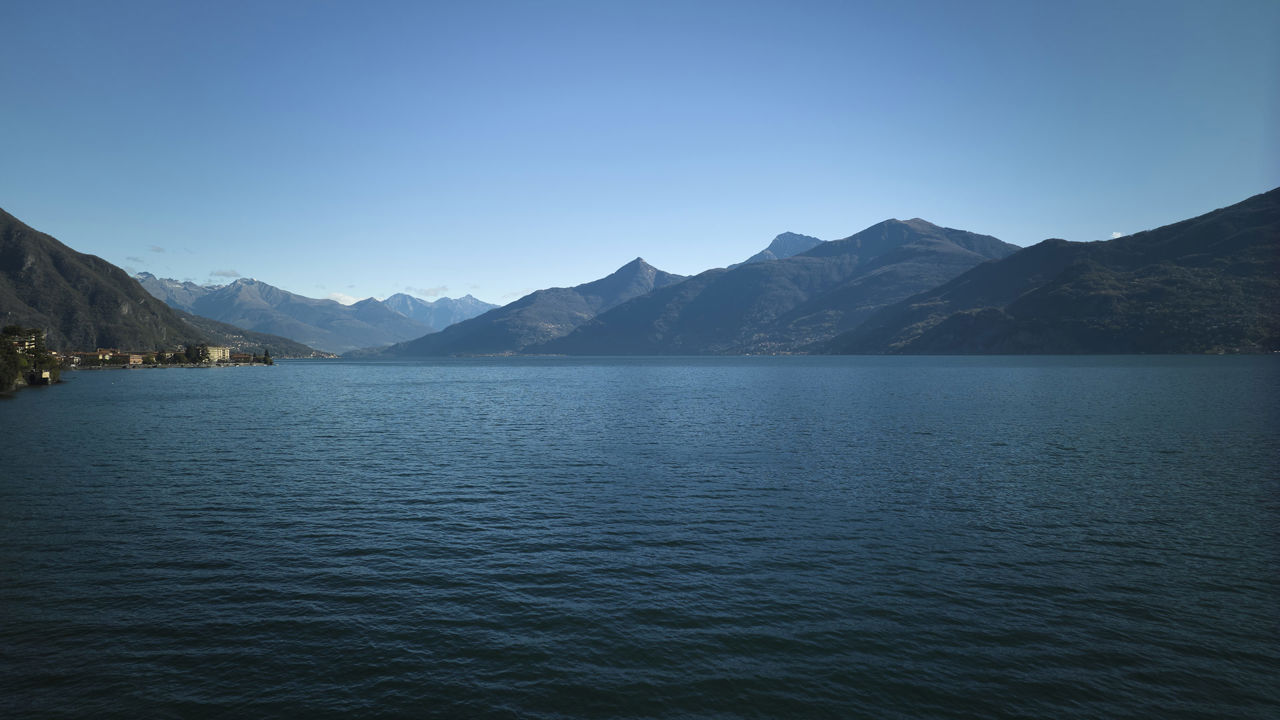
[136,274,495,354]
[826,187,1280,354]
[367,194,1278,357]
[1,208,321,355]
[382,293,498,329]
[6,188,1275,358]
[375,258,685,356]
[1,209,205,350]
[535,219,1018,355]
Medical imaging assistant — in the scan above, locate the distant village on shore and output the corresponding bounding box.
[69,342,274,368]
[3,326,272,393]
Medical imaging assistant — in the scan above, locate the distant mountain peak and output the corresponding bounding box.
[902,217,933,226]
[605,257,662,281]
[863,218,909,230]
[378,292,499,335]
[736,231,823,266]
[802,217,1015,262]
[379,259,685,357]
[766,231,822,254]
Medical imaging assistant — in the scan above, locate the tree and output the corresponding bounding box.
[263,348,273,365]
[182,344,209,363]
[0,342,20,392]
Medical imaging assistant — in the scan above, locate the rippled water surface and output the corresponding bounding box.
[3,356,1278,718]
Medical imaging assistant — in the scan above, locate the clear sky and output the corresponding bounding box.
[2,0,1277,305]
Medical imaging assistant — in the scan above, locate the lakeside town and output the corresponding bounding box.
[2,326,272,392]
[69,344,274,368]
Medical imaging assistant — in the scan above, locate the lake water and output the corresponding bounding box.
[2,356,1277,718]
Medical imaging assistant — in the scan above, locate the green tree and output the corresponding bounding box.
[182,344,209,363]
[0,341,20,392]
[263,348,273,365]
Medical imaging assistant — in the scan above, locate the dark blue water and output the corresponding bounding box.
[2,356,1277,718]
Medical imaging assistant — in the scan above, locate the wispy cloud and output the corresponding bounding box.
[1111,231,1123,239]
[210,269,242,278]
[328,292,358,305]
[148,245,166,253]
[126,256,143,264]
[406,285,449,298]
[502,289,532,301]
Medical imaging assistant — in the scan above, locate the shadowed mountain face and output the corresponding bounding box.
[0,208,207,350]
[734,232,823,266]
[173,310,329,357]
[538,219,1018,355]
[382,293,497,328]
[377,258,685,356]
[827,188,1280,354]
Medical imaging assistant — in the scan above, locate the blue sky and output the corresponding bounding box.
[2,0,1277,305]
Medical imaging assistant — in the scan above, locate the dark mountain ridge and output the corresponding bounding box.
[538,219,1018,355]
[376,258,685,356]
[827,188,1280,354]
[0,208,206,351]
[174,310,331,357]
[1,210,326,356]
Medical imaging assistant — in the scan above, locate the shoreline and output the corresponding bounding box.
[69,362,274,371]
[5,362,272,394]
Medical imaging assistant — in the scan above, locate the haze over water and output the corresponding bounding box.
[3,357,1277,718]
